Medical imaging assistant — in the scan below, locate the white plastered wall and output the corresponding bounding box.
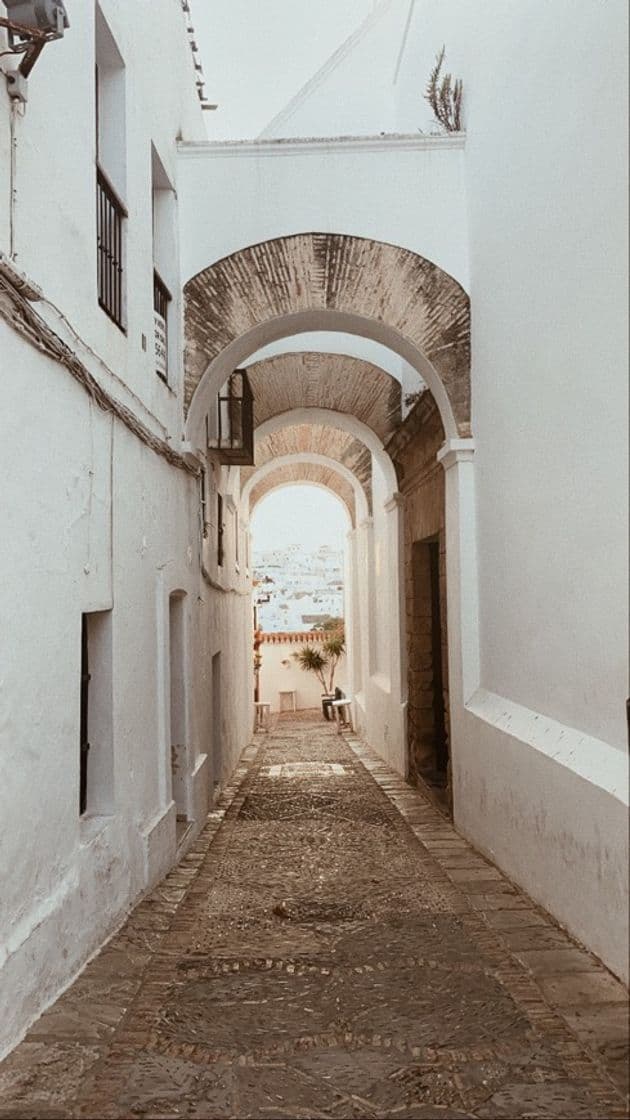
[177,135,468,289]
[351,456,407,775]
[259,641,349,713]
[177,0,628,979]
[0,0,206,440]
[0,0,253,1058]
[395,0,629,978]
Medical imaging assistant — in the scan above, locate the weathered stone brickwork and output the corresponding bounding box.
[184,234,471,433]
[242,423,373,509]
[247,352,402,441]
[388,393,450,803]
[249,462,357,524]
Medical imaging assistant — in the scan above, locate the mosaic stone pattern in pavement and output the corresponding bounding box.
[0,714,627,1119]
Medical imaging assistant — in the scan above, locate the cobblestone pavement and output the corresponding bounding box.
[1,714,628,1119]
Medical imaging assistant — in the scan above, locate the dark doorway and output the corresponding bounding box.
[169,592,188,820]
[212,650,222,798]
[409,537,449,801]
[79,610,114,818]
[80,615,90,815]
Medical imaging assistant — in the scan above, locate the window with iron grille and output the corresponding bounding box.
[153,269,171,381]
[97,167,126,329]
[217,492,224,567]
[80,615,90,816]
[95,7,127,331]
[200,468,208,539]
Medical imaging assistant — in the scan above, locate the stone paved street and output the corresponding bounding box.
[0,714,628,1120]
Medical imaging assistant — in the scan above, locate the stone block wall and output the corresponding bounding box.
[389,394,449,798]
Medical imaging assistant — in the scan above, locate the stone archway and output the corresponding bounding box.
[184,233,470,441]
[245,423,374,511]
[250,475,356,527]
[241,453,370,527]
[184,231,479,790]
[253,409,399,499]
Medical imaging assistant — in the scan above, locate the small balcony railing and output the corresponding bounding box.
[96,166,126,330]
[208,369,255,465]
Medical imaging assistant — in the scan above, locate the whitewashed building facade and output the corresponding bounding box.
[0,0,252,1057]
[0,0,627,1059]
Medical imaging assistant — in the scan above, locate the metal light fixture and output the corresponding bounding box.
[1,0,69,88]
[4,0,68,38]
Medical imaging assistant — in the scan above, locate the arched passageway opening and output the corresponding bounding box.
[250,484,352,719]
[239,404,406,758]
[242,454,369,527]
[185,231,477,800]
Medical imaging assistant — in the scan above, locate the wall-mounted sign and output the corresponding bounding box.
[154,311,167,379]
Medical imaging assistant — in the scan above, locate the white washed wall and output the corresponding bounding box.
[397,0,628,752]
[395,0,629,979]
[177,136,468,289]
[0,0,253,1058]
[1,0,205,435]
[175,0,628,978]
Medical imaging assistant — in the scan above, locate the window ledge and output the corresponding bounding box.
[155,374,177,397]
[80,813,115,846]
[98,302,127,336]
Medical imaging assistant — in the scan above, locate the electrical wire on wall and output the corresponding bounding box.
[8,95,23,259]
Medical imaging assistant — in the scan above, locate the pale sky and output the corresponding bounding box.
[191,0,375,139]
[251,486,349,554]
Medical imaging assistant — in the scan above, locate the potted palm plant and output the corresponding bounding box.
[294,627,346,718]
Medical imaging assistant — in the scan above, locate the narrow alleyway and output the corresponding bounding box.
[0,714,627,1120]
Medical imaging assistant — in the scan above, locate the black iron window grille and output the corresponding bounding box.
[97,166,126,330]
[200,468,208,538]
[153,269,171,382]
[80,615,90,816]
[208,370,254,465]
[217,492,224,567]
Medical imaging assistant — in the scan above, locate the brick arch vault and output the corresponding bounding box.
[249,476,356,530]
[183,232,470,446]
[241,452,371,528]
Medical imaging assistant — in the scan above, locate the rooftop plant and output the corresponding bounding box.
[424,46,463,133]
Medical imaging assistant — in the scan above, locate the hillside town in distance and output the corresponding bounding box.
[253,543,344,632]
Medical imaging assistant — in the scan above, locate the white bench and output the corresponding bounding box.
[331,696,353,734]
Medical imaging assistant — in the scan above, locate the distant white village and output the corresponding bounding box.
[254,543,344,632]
